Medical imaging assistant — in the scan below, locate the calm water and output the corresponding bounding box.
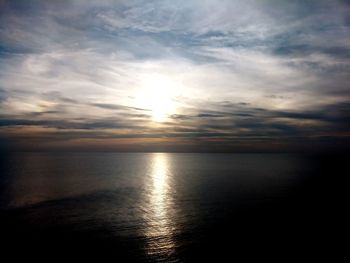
[0,153,347,261]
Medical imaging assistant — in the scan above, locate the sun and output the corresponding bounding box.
[136,74,178,122]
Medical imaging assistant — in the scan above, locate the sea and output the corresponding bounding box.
[0,152,347,262]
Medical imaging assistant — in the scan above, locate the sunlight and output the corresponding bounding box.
[144,153,177,259]
[136,74,178,122]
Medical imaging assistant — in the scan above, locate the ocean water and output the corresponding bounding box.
[0,152,347,261]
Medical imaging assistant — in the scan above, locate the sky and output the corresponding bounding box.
[0,0,350,152]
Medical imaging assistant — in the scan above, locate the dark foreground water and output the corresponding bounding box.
[0,153,347,262]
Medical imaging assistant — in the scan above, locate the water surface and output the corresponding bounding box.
[0,153,346,262]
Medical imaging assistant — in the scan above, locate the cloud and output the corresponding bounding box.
[0,0,349,151]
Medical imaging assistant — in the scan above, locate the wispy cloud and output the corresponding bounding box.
[0,0,349,151]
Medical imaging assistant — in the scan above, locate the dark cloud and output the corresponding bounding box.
[196,113,225,118]
[2,100,348,139]
[91,103,150,112]
[0,118,147,130]
[0,88,6,102]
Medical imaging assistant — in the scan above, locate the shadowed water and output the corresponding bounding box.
[0,152,347,262]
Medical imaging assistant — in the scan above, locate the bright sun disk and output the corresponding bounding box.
[136,74,178,122]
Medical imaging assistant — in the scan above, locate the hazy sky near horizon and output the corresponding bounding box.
[0,0,350,151]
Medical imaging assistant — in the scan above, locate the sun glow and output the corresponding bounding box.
[136,74,179,122]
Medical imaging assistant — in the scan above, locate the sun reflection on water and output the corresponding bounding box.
[144,153,178,262]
